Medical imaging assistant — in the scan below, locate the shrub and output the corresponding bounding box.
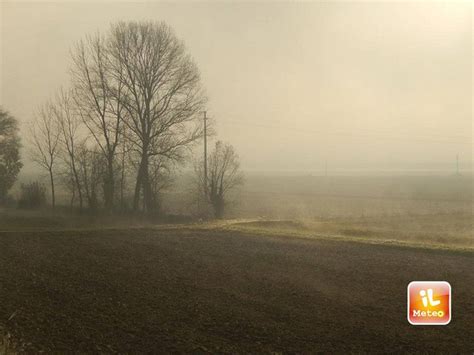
[18,181,46,209]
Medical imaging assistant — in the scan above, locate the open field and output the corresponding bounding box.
[163,173,473,219]
[1,222,473,353]
[1,174,472,352]
[2,1,472,352]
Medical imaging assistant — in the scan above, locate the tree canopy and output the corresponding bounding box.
[0,107,22,202]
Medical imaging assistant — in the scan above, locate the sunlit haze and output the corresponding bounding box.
[1,1,472,173]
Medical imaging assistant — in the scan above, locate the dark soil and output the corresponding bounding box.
[0,227,472,353]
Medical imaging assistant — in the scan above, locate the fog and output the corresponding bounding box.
[2,1,472,174]
[1,2,474,352]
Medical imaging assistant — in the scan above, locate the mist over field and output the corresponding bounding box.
[2,1,472,174]
[0,1,472,353]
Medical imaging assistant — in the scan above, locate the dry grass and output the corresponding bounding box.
[222,213,473,250]
[1,207,471,250]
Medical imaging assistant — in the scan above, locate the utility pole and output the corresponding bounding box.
[456,154,460,176]
[203,111,208,191]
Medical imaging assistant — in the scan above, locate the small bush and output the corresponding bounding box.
[18,181,46,209]
[0,194,16,207]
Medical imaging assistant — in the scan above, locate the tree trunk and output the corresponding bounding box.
[133,153,145,211]
[120,149,125,210]
[213,197,225,219]
[104,157,115,212]
[133,147,158,214]
[72,164,83,210]
[142,161,155,213]
[70,181,75,210]
[49,168,55,210]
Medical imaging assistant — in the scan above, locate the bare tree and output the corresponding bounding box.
[29,102,61,209]
[196,141,244,219]
[71,33,125,211]
[118,130,129,210]
[58,168,77,210]
[76,143,104,210]
[148,156,174,213]
[53,89,85,210]
[108,21,206,213]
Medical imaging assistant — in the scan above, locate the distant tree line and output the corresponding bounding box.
[24,21,243,218]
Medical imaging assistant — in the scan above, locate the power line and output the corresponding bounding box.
[203,111,208,189]
[218,119,471,145]
[218,113,471,140]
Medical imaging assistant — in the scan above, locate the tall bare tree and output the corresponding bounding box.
[76,143,104,210]
[196,141,243,218]
[71,33,125,211]
[29,102,61,209]
[53,89,84,210]
[108,21,206,213]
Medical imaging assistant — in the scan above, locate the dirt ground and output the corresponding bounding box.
[0,226,473,353]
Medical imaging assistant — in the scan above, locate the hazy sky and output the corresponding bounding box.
[1,1,472,173]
